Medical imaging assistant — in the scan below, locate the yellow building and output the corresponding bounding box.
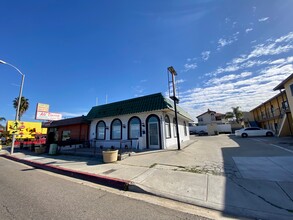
[273,73,293,136]
[6,121,47,139]
[250,90,292,136]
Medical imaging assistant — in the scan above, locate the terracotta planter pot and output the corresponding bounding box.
[102,150,118,163]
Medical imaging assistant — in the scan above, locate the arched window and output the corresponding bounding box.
[128,117,141,139]
[184,121,187,136]
[96,121,106,140]
[165,115,171,138]
[111,119,122,139]
[173,118,177,137]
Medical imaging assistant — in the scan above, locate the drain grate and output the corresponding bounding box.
[102,169,117,174]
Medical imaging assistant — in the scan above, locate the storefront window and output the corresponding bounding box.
[129,117,141,139]
[96,121,106,140]
[165,115,171,138]
[111,119,122,139]
[62,130,70,141]
[173,118,177,137]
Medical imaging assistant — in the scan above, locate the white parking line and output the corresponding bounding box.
[270,144,293,154]
[250,138,293,154]
[251,138,263,142]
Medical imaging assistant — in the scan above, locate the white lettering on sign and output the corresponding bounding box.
[36,111,62,121]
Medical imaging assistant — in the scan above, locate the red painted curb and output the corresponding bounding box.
[1,155,130,191]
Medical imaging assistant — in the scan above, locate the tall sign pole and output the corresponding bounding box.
[0,60,25,155]
[167,66,180,150]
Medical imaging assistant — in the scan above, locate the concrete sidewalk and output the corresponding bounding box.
[1,136,293,220]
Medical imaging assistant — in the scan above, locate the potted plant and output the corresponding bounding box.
[102,146,118,163]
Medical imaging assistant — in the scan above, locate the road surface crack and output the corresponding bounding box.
[2,204,16,219]
[277,182,293,203]
[230,178,293,213]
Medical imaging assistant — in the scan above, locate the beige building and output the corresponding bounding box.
[196,109,225,126]
[273,73,293,136]
[250,73,293,136]
[250,91,291,136]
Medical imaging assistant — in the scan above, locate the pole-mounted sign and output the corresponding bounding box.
[167,66,180,150]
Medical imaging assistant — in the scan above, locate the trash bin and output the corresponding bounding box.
[49,144,57,155]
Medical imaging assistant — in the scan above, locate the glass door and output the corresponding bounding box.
[147,116,160,149]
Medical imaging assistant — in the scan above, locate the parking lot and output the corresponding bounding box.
[118,134,293,219]
[187,134,293,181]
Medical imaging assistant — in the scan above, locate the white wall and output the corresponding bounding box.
[217,124,232,133]
[163,111,190,149]
[198,113,212,125]
[190,124,231,134]
[89,110,190,149]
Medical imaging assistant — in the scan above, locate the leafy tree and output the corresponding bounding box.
[225,106,243,123]
[13,96,29,121]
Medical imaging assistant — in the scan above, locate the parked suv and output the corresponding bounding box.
[235,127,274,138]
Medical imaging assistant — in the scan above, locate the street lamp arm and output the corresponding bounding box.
[0,60,24,76]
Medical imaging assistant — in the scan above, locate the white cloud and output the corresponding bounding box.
[176,79,185,84]
[245,28,253,33]
[225,32,293,67]
[60,112,87,118]
[181,32,293,120]
[240,71,253,77]
[217,34,238,50]
[248,43,293,60]
[180,64,292,120]
[218,38,233,48]
[270,58,286,65]
[275,32,293,43]
[187,57,196,62]
[258,17,269,22]
[261,64,293,77]
[287,56,293,63]
[206,72,252,85]
[201,51,210,61]
[184,63,197,72]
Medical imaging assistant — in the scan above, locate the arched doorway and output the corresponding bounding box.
[146,114,161,149]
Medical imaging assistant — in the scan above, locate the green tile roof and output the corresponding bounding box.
[86,93,193,121]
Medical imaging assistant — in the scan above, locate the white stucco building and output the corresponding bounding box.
[86,93,193,150]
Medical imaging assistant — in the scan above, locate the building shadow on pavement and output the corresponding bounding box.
[221,134,293,220]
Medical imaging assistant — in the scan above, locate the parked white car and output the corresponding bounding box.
[235,127,274,138]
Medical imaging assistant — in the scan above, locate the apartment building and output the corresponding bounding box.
[250,90,292,136]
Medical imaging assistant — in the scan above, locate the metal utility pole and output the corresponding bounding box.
[0,60,25,154]
[167,66,180,150]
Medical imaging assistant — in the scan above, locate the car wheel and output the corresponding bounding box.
[266,132,273,137]
[241,133,248,138]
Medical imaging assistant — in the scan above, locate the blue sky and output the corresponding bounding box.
[1,0,293,122]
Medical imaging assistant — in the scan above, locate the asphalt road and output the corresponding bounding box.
[0,157,209,220]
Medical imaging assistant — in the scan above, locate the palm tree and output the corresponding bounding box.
[232,106,243,123]
[225,106,243,123]
[13,96,29,121]
[225,112,234,120]
[0,117,6,122]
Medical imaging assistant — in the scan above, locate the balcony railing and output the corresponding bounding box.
[256,106,290,121]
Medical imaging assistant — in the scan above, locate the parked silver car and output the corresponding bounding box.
[235,127,274,138]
